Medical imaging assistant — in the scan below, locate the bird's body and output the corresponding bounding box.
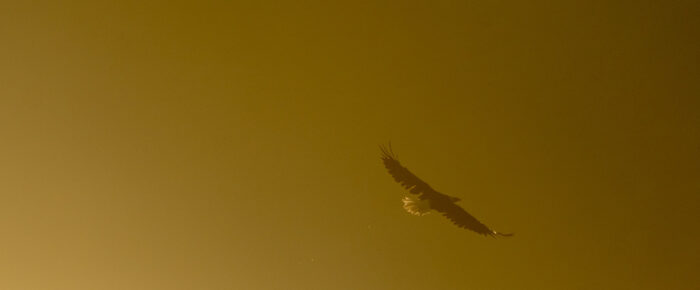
[380,144,513,237]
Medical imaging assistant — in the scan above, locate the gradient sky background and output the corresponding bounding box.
[1,1,699,289]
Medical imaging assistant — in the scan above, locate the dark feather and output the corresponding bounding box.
[380,144,436,196]
[431,200,512,237]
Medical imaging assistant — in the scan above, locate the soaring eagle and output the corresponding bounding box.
[380,144,513,237]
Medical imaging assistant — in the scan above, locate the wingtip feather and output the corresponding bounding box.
[493,231,514,237]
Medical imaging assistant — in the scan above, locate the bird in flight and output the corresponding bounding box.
[380,144,513,237]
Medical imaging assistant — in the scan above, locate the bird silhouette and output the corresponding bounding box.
[380,144,513,237]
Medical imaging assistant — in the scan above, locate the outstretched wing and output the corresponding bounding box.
[432,201,513,237]
[380,144,436,196]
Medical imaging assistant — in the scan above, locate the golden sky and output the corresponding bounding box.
[1,1,699,289]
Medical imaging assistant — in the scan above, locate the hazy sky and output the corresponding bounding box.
[1,1,699,289]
